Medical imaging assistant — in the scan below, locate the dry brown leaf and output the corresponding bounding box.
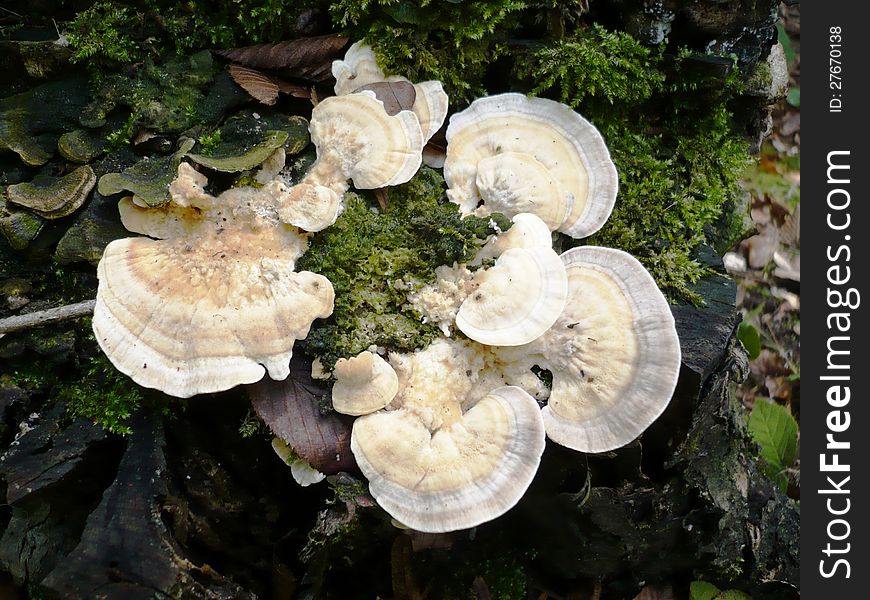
[217,34,348,82]
[354,81,416,116]
[228,64,280,105]
[247,357,356,474]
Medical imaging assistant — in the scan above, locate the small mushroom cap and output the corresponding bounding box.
[332,351,399,416]
[456,246,568,346]
[308,91,423,189]
[444,93,617,238]
[471,212,552,265]
[351,385,545,532]
[537,247,681,452]
[272,182,341,232]
[473,152,570,230]
[332,41,387,95]
[6,165,96,219]
[118,195,203,239]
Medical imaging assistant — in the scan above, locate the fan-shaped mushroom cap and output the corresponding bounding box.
[352,384,545,533]
[306,91,423,190]
[270,181,341,232]
[332,41,387,96]
[6,165,96,219]
[471,212,552,265]
[473,152,570,230]
[456,246,568,346]
[409,80,449,143]
[93,164,335,398]
[332,351,399,416]
[333,43,448,144]
[444,93,617,238]
[516,247,681,452]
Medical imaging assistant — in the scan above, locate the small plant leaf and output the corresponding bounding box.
[737,321,761,359]
[715,591,752,600]
[787,87,800,107]
[747,399,798,492]
[690,581,721,600]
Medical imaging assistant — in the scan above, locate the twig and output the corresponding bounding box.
[0,6,25,18]
[0,299,96,335]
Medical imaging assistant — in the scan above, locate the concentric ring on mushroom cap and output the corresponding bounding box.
[444,93,618,238]
[456,245,568,346]
[308,91,423,189]
[351,385,545,533]
[528,246,681,452]
[94,165,335,399]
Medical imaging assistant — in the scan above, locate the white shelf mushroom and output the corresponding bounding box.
[94,163,335,398]
[444,93,618,238]
[332,351,399,416]
[499,246,681,453]
[332,42,449,144]
[349,339,545,533]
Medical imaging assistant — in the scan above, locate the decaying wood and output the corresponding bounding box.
[0,298,95,335]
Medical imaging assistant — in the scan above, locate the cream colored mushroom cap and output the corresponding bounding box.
[351,385,545,532]
[309,91,423,189]
[332,41,386,95]
[444,93,617,238]
[411,80,449,143]
[539,246,681,452]
[271,182,341,232]
[471,212,552,266]
[118,196,203,239]
[93,226,334,398]
[473,152,570,230]
[456,246,568,346]
[332,351,399,416]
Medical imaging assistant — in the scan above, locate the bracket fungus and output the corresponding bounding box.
[332,351,399,416]
[498,247,681,453]
[444,93,618,238]
[6,165,96,219]
[347,340,546,533]
[332,42,449,144]
[93,162,335,398]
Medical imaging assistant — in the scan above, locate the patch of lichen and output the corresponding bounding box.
[515,27,750,301]
[298,167,509,368]
[331,0,527,101]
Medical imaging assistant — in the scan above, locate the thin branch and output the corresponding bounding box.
[0,299,96,335]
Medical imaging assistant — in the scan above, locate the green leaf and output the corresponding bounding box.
[748,400,798,492]
[777,22,796,65]
[690,581,721,600]
[737,321,761,359]
[716,591,752,600]
[787,87,800,107]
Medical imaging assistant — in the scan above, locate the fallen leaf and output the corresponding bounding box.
[355,81,416,116]
[632,584,674,600]
[391,535,424,600]
[217,34,348,82]
[228,64,279,105]
[228,64,311,105]
[247,356,356,474]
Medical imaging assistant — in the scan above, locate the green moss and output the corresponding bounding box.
[298,167,509,368]
[61,351,145,436]
[67,2,144,69]
[331,0,527,100]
